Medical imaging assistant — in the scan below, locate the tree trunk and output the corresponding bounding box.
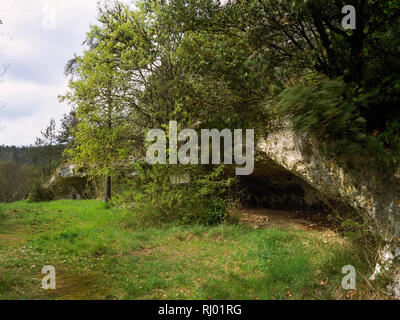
[103,175,111,202]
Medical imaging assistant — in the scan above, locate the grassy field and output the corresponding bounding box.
[0,200,381,300]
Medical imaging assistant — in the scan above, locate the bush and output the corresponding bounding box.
[112,163,238,227]
[275,76,400,174]
[276,77,364,153]
[28,181,54,203]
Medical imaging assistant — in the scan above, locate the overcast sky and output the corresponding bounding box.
[0,0,100,146]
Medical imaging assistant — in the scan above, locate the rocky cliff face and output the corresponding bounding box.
[48,164,90,200]
[257,127,400,238]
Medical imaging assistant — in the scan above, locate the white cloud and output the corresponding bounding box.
[0,0,100,146]
[0,77,69,145]
[2,115,52,147]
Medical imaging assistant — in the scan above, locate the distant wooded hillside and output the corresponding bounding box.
[0,144,65,203]
[0,145,64,165]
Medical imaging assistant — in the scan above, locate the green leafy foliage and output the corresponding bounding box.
[58,0,400,210]
[28,181,54,203]
[276,75,400,172]
[112,164,237,226]
[167,0,400,167]
[277,77,362,146]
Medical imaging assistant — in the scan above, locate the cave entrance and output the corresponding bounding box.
[236,160,333,228]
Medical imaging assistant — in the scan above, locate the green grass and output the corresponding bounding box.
[0,200,378,299]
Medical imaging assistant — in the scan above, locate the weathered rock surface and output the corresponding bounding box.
[257,127,400,238]
[48,164,91,200]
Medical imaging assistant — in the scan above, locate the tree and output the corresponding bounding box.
[171,0,387,81]
[35,118,57,147]
[165,0,400,162]
[61,3,138,202]
[60,0,400,202]
[61,1,203,201]
[58,109,78,145]
[33,118,64,176]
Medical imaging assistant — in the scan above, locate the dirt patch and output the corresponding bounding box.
[237,208,334,232]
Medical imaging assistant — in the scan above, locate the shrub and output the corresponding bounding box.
[274,76,400,174]
[112,163,238,227]
[28,181,54,203]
